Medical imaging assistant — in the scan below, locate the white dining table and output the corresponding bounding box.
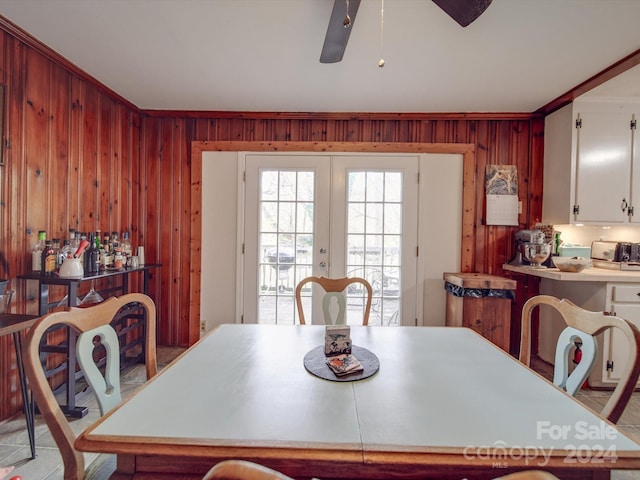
[76,324,640,479]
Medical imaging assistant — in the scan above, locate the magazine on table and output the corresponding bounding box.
[325,353,363,376]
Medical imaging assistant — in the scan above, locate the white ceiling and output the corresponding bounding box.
[0,0,639,113]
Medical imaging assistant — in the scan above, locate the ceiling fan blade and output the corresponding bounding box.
[432,0,493,27]
[320,0,361,63]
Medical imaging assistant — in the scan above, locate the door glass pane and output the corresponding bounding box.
[346,171,402,326]
[258,169,314,324]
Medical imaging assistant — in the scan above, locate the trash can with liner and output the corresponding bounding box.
[443,272,516,353]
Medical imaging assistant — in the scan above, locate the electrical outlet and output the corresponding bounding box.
[200,321,206,332]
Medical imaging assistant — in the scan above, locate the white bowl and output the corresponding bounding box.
[552,256,591,272]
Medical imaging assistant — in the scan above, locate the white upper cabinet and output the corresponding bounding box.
[543,100,637,225]
[632,112,640,225]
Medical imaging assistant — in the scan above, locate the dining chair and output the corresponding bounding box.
[203,460,294,480]
[23,293,157,480]
[520,294,640,424]
[295,275,372,325]
[495,471,559,480]
[202,461,559,480]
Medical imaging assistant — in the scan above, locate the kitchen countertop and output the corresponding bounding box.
[503,263,640,282]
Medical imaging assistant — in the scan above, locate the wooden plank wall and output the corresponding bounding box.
[152,114,544,344]
[0,29,144,421]
[0,23,544,421]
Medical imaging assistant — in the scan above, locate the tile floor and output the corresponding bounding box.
[1,351,640,479]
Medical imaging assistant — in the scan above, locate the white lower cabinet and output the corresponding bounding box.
[538,279,640,389]
[602,283,640,385]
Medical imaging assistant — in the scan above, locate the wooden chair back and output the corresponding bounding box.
[23,293,157,480]
[520,294,640,424]
[295,276,372,325]
[202,461,558,480]
[495,471,559,480]
[203,460,293,480]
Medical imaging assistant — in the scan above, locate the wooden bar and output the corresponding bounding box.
[16,265,160,417]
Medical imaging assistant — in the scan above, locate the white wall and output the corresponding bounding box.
[419,154,463,326]
[201,152,240,331]
[551,224,640,247]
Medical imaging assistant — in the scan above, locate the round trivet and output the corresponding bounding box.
[303,345,380,382]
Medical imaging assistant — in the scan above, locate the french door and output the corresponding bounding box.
[243,153,418,326]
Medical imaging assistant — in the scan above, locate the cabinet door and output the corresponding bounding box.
[631,117,640,224]
[575,111,631,223]
[603,301,640,382]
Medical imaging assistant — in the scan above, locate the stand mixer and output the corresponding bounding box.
[509,229,552,268]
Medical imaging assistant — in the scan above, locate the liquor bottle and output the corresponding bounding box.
[121,231,132,258]
[107,233,115,267]
[32,230,47,272]
[52,238,62,269]
[41,240,57,276]
[91,234,101,273]
[59,239,73,265]
[101,232,111,268]
[84,232,100,274]
[68,229,77,249]
[94,231,102,269]
[78,232,87,266]
[111,231,118,259]
[114,247,124,269]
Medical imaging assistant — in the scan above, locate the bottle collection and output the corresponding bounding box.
[31,229,136,276]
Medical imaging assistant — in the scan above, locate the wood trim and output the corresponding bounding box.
[189,142,204,345]
[147,111,539,121]
[189,141,476,343]
[461,150,475,272]
[194,141,475,154]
